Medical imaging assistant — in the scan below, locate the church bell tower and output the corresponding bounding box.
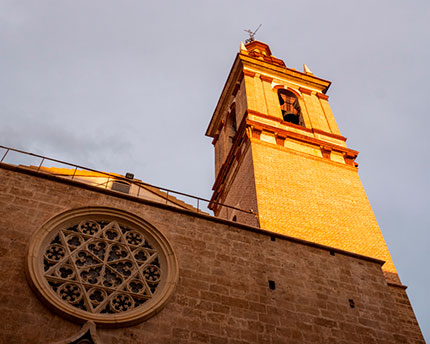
[206,40,398,283]
[206,41,425,339]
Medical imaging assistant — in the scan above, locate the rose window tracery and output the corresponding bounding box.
[42,220,162,314]
[26,207,179,326]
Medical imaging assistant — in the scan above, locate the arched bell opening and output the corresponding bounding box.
[226,107,237,144]
[277,89,304,127]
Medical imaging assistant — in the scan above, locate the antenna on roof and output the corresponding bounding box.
[244,24,262,44]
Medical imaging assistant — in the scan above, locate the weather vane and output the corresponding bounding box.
[244,24,262,44]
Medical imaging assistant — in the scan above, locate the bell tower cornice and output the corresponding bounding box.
[208,107,359,214]
[240,40,331,92]
[239,60,331,95]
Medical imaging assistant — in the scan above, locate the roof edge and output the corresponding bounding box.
[1,162,386,267]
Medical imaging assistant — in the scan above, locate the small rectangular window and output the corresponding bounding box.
[268,280,276,290]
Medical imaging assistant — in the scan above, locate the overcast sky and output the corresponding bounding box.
[1,0,429,339]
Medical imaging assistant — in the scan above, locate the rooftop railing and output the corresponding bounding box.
[0,145,257,222]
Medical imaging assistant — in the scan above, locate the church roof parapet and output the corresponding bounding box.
[0,144,255,218]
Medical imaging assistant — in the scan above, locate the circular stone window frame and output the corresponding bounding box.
[25,206,179,327]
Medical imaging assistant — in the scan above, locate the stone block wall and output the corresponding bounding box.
[0,165,424,343]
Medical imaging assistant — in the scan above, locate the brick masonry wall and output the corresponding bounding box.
[0,166,424,343]
[250,139,398,280]
[217,144,259,228]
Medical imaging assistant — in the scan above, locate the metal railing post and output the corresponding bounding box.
[0,149,9,163]
[37,158,45,171]
[71,167,77,180]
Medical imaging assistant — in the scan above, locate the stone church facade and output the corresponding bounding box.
[0,41,424,343]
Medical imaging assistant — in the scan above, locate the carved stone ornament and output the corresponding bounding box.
[26,207,179,327]
[52,321,100,344]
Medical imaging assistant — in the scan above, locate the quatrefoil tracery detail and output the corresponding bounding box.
[43,220,161,314]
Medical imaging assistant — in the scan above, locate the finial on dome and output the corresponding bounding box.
[303,64,313,74]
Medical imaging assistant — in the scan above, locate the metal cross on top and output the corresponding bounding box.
[244,24,262,44]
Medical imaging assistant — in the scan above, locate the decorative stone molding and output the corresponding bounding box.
[52,321,101,344]
[232,82,241,97]
[259,75,273,83]
[243,69,256,77]
[343,152,356,166]
[298,87,312,95]
[285,87,302,99]
[320,146,332,159]
[211,134,219,145]
[316,92,329,100]
[26,207,179,327]
[251,127,262,140]
[275,134,286,146]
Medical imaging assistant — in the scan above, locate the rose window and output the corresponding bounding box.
[26,207,178,326]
